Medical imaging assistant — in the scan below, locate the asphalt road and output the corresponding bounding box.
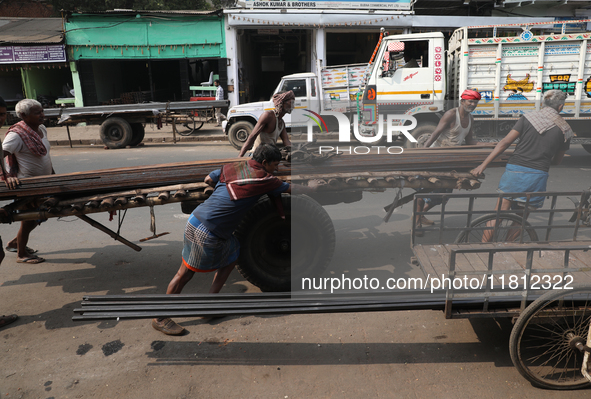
[1,142,590,398]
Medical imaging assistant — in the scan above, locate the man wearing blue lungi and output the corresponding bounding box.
[470,90,572,241]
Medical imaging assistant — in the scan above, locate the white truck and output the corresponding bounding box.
[223,64,367,149]
[224,20,591,153]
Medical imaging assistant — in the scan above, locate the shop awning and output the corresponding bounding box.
[0,18,63,45]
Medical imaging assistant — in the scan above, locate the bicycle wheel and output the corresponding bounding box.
[177,116,204,136]
[509,286,591,389]
[454,213,539,243]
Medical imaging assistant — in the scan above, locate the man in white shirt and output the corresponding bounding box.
[2,99,54,264]
[214,79,226,127]
[0,96,20,329]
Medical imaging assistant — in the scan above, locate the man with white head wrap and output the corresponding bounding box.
[238,90,294,157]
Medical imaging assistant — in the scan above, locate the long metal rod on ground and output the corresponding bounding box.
[72,291,538,321]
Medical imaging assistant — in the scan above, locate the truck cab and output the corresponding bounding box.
[359,32,446,144]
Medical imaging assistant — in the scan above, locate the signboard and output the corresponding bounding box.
[0,45,66,64]
[242,0,412,10]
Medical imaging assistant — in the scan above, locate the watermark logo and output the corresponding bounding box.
[304,109,329,133]
[303,110,418,150]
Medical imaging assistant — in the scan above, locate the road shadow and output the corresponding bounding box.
[144,317,514,368]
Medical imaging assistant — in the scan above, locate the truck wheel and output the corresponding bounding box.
[100,117,133,149]
[228,121,253,150]
[234,194,335,292]
[128,123,145,147]
[582,144,591,155]
[405,123,437,149]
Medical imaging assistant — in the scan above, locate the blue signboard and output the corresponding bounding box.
[0,45,66,64]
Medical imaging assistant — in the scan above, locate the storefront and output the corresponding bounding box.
[223,2,553,107]
[0,17,72,121]
[64,10,227,107]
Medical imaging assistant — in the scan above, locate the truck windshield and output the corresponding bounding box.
[280,79,307,97]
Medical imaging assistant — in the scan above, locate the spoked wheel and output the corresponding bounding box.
[509,286,591,390]
[177,115,204,136]
[454,213,539,243]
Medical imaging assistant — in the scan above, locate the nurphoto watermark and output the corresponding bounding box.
[303,111,418,155]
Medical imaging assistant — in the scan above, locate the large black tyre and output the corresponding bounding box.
[128,123,145,146]
[509,286,591,390]
[454,213,539,243]
[100,117,133,149]
[582,144,591,155]
[228,121,254,150]
[405,122,438,149]
[234,194,335,292]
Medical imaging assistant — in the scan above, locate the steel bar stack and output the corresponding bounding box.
[0,146,511,202]
[72,291,530,321]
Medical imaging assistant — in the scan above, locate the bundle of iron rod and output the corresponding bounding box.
[72,291,529,321]
[0,146,510,202]
[2,171,479,223]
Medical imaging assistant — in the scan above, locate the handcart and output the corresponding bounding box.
[68,183,591,390]
[411,189,591,389]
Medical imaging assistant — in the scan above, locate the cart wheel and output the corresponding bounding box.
[509,286,591,389]
[228,121,253,150]
[178,116,204,136]
[128,123,145,146]
[100,117,133,149]
[234,194,335,292]
[454,213,538,243]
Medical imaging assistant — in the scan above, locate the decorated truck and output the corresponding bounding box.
[225,20,591,153]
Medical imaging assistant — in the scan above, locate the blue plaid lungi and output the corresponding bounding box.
[182,214,239,273]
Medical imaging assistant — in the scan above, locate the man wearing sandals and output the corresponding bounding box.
[2,99,54,264]
[0,96,20,329]
[470,90,571,241]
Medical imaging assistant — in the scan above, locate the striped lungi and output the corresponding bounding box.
[182,214,239,273]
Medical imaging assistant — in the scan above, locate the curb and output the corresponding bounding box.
[47,133,342,147]
[49,134,229,147]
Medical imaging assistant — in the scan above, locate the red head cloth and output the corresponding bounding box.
[461,90,481,100]
[272,90,295,113]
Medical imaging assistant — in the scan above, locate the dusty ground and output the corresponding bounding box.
[1,219,588,399]
[1,141,590,398]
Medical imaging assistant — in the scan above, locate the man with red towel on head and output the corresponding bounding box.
[424,89,482,148]
[238,90,294,157]
[415,89,483,233]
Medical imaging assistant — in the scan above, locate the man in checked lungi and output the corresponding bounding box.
[152,144,294,335]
